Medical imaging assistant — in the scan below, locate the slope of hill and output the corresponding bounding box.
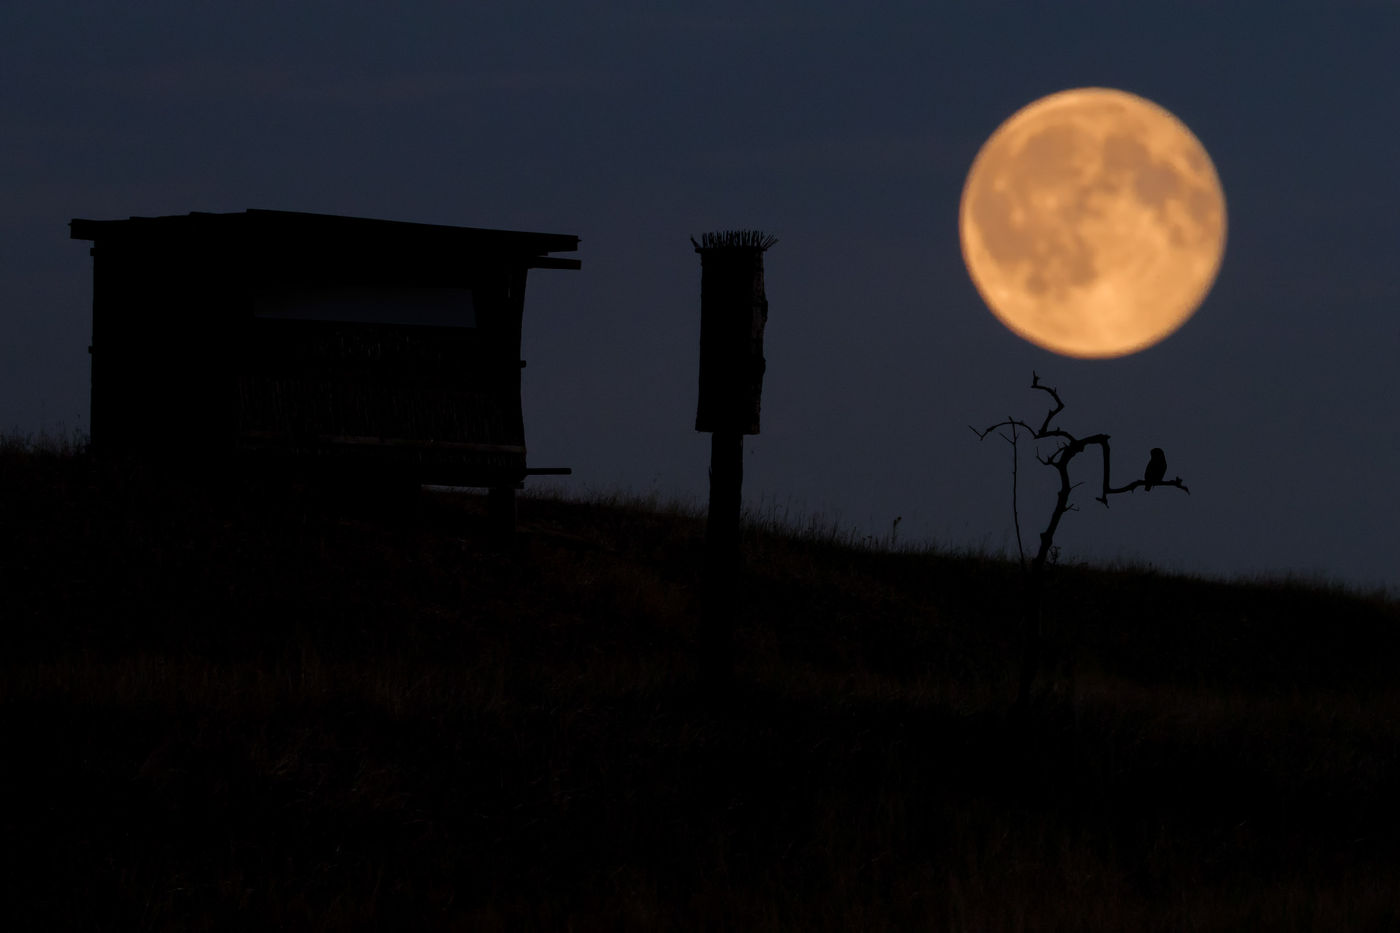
[3,442,1398,930]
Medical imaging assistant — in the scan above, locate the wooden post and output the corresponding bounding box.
[692,230,776,683]
[702,430,743,679]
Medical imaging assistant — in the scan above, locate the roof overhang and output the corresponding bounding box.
[70,209,581,270]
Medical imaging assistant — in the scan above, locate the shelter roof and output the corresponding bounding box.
[70,209,580,270]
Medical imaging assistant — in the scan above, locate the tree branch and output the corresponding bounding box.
[1101,476,1191,500]
[969,418,1037,441]
[1029,371,1065,436]
[974,373,1193,712]
[975,377,1190,534]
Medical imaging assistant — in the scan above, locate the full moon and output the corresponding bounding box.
[959,87,1226,358]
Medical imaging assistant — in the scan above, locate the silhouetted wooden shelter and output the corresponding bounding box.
[70,209,580,491]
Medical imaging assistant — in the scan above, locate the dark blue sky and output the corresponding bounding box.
[5,2,1399,592]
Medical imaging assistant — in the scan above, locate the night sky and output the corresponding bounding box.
[5,3,1398,593]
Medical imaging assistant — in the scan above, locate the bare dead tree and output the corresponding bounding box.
[971,372,1190,714]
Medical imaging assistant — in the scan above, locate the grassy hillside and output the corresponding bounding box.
[3,441,1398,930]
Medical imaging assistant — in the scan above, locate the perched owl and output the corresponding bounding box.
[1144,448,1167,490]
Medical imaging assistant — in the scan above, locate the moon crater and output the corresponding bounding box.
[960,88,1226,358]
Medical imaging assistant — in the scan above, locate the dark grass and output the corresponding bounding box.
[3,440,1399,930]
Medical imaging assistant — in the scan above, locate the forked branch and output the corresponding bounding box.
[971,371,1189,517]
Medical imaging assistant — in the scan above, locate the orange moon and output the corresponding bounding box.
[959,87,1226,358]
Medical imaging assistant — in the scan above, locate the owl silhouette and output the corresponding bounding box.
[1144,448,1167,491]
